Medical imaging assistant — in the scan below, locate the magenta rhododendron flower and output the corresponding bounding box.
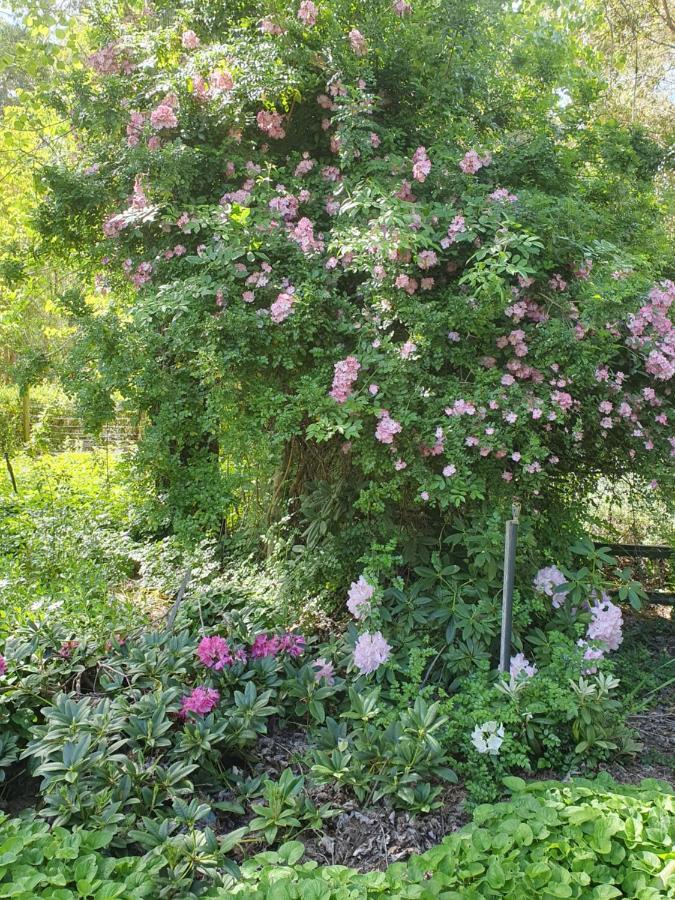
[353,631,391,675]
[278,633,306,657]
[0,656,6,676]
[197,635,234,670]
[181,686,220,716]
[347,575,374,618]
[250,634,280,658]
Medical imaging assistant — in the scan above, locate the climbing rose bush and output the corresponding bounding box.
[37,0,672,543]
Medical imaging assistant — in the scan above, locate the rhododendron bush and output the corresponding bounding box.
[37,0,672,559]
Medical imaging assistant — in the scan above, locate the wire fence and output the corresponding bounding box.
[27,404,140,452]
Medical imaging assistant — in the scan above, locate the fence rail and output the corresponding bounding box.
[26,404,140,451]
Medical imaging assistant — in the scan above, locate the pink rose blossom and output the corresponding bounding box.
[349,28,367,55]
[375,411,402,444]
[330,356,361,403]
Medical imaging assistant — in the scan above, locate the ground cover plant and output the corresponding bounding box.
[0,0,673,895]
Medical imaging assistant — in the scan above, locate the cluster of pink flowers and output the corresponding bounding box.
[181,686,220,717]
[349,29,368,55]
[627,281,675,382]
[298,0,318,26]
[533,565,568,608]
[459,150,491,174]
[375,410,402,444]
[181,30,200,49]
[347,575,374,618]
[149,94,179,131]
[270,289,296,323]
[417,250,438,270]
[548,273,567,292]
[126,111,145,147]
[489,188,517,203]
[250,633,306,659]
[0,656,6,676]
[441,215,466,248]
[353,631,391,675]
[412,146,431,182]
[509,652,537,680]
[330,356,361,403]
[197,635,245,670]
[257,109,286,139]
[295,153,316,177]
[87,43,133,75]
[290,217,324,254]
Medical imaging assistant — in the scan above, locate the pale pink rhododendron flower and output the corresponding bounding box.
[400,340,417,359]
[260,17,285,35]
[533,565,568,608]
[587,597,623,651]
[347,575,374,618]
[412,146,431,182]
[353,631,391,674]
[298,0,318,26]
[509,652,537,680]
[548,273,567,292]
[181,30,200,49]
[181,686,220,717]
[313,657,335,684]
[330,356,361,403]
[443,464,456,477]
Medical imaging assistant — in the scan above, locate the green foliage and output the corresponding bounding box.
[209,777,675,898]
[310,690,456,809]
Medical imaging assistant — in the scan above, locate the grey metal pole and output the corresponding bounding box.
[499,503,520,673]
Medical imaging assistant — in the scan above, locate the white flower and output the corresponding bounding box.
[471,721,505,755]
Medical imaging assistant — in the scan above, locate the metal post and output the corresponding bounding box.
[499,503,520,673]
